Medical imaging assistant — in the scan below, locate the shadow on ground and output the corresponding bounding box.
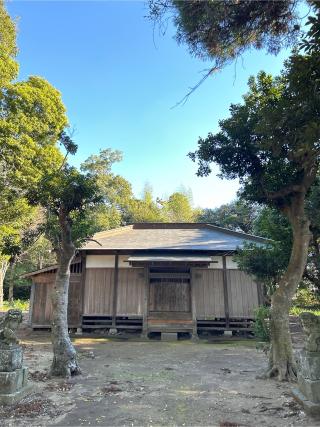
[0,325,317,427]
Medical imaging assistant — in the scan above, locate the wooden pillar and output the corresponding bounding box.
[28,282,35,327]
[79,253,87,329]
[142,266,149,337]
[222,256,230,328]
[112,254,119,329]
[190,268,198,339]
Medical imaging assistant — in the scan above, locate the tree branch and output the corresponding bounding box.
[83,238,102,247]
[171,65,220,109]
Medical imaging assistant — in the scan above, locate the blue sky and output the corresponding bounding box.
[7,1,293,208]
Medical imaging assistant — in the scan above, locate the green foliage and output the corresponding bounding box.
[254,305,271,342]
[234,207,292,292]
[0,0,69,294]
[1,76,67,192]
[80,149,133,230]
[127,186,164,223]
[3,299,29,312]
[198,199,259,233]
[0,1,19,86]
[24,235,56,270]
[305,180,320,291]
[149,0,300,68]
[190,53,320,208]
[0,198,36,256]
[300,3,320,54]
[29,164,102,249]
[81,148,123,176]
[4,281,30,300]
[252,207,291,241]
[81,149,202,227]
[290,306,320,316]
[3,235,56,301]
[161,192,198,222]
[234,183,320,294]
[189,4,320,221]
[293,288,319,308]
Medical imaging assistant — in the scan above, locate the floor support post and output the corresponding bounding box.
[222,256,230,329]
[111,253,119,331]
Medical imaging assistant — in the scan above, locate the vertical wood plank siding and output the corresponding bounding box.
[192,269,225,318]
[83,268,145,316]
[226,270,259,317]
[84,269,114,315]
[192,268,259,318]
[116,268,145,315]
[32,272,83,326]
[149,281,191,312]
[32,266,259,325]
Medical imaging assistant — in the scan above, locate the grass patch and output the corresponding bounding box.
[290,306,320,316]
[2,299,29,312]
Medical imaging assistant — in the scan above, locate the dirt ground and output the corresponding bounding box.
[1,322,319,427]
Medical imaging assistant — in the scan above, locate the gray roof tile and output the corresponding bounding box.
[81,223,267,251]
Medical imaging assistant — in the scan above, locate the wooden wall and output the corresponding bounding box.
[84,268,114,315]
[83,267,145,316]
[31,264,260,327]
[227,270,259,318]
[192,269,225,318]
[192,268,259,319]
[31,272,83,327]
[117,269,145,316]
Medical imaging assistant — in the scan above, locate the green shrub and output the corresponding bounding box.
[254,305,271,342]
[293,288,319,308]
[3,299,29,312]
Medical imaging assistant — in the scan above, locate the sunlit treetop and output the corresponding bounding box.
[0,0,19,86]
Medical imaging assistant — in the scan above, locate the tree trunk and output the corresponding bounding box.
[0,259,9,310]
[50,209,81,377]
[264,193,312,381]
[8,260,16,302]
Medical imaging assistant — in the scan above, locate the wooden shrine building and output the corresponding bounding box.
[25,223,266,337]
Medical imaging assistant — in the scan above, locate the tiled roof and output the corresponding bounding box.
[81,223,267,252]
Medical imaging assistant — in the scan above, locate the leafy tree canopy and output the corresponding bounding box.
[28,165,102,249]
[0,77,67,193]
[80,149,133,217]
[198,199,259,233]
[189,46,320,212]
[0,0,18,86]
[161,192,199,222]
[149,0,302,68]
[127,184,164,223]
[235,207,292,289]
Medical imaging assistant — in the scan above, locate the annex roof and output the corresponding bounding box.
[81,223,267,252]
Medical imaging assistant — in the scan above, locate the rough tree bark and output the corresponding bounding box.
[264,193,312,381]
[50,208,81,377]
[0,259,9,310]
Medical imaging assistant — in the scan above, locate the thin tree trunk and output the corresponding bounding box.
[263,193,312,381]
[50,209,81,377]
[0,259,9,310]
[8,260,16,302]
